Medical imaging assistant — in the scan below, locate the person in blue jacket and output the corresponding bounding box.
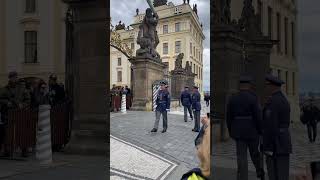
[181,86,193,122]
[151,81,171,133]
[192,86,201,132]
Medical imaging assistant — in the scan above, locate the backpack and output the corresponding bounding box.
[181,168,207,180]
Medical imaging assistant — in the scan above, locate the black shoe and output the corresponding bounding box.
[257,169,265,179]
[161,129,167,133]
[21,152,28,158]
[192,128,199,132]
[151,128,157,132]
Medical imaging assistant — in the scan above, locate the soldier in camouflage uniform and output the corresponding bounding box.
[0,71,31,157]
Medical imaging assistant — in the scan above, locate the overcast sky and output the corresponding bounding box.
[297,0,320,93]
[110,0,211,91]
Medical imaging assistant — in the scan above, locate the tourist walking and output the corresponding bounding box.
[192,86,201,132]
[181,86,193,122]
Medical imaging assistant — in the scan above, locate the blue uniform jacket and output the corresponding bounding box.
[226,90,262,140]
[180,90,192,107]
[262,90,292,155]
[156,90,170,112]
[191,91,201,111]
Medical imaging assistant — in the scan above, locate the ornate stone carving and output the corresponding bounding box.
[136,8,160,60]
[174,53,184,70]
[238,0,262,36]
[185,61,192,74]
[153,0,167,7]
[115,21,125,30]
[110,21,133,58]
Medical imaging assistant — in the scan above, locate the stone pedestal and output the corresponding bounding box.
[130,57,166,111]
[171,69,186,99]
[213,24,244,141]
[244,37,274,103]
[171,69,196,99]
[62,0,108,155]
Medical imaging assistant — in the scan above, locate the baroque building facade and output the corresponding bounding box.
[110,2,205,93]
[0,0,67,85]
[231,0,299,121]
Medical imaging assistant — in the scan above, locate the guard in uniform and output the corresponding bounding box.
[151,81,170,133]
[263,74,292,180]
[192,86,201,132]
[226,75,264,180]
[181,86,193,122]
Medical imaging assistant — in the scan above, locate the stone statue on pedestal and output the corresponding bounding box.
[153,0,167,7]
[174,53,184,70]
[115,21,125,30]
[136,8,160,60]
[185,61,192,74]
[136,8,139,15]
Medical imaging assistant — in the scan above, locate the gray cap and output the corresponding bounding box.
[265,74,284,86]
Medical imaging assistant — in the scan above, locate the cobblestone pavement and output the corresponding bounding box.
[0,153,107,180]
[110,101,210,179]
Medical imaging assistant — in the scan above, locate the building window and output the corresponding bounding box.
[258,0,263,30]
[117,71,122,82]
[193,64,195,73]
[175,22,181,32]
[268,6,273,38]
[292,72,295,95]
[24,31,37,63]
[131,43,134,50]
[285,71,288,94]
[190,43,192,55]
[291,22,295,57]
[277,13,281,53]
[163,25,168,34]
[193,46,195,56]
[163,43,168,54]
[285,17,288,55]
[175,41,181,53]
[25,0,36,13]
[190,62,192,69]
[278,69,281,80]
[117,58,121,66]
[199,67,201,79]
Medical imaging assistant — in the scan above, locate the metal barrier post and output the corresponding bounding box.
[36,105,52,164]
[121,94,127,114]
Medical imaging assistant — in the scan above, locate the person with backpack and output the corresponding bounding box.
[181,113,211,180]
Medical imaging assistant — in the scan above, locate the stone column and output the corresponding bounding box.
[212,24,244,141]
[62,0,108,155]
[245,38,274,103]
[130,57,166,111]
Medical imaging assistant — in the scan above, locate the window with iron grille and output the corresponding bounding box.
[25,0,36,13]
[285,17,288,55]
[268,6,273,38]
[24,31,37,63]
[291,22,295,57]
[277,13,281,53]
[175,22,180,32]
[118,58,121,66]
[175,41,181,53]
[163,43,168,54]
[163,25,168,34]
[117,71,122,82]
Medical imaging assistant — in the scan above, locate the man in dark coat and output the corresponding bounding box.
[192,86,201,132]
[301,98,320,143]
[262,74,292,180]
[181,86,193,122]
[226,75,264,180]
[151,81,171,133]
[48,74,65,106]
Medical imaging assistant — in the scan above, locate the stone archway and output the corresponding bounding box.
[62,0,108,155]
